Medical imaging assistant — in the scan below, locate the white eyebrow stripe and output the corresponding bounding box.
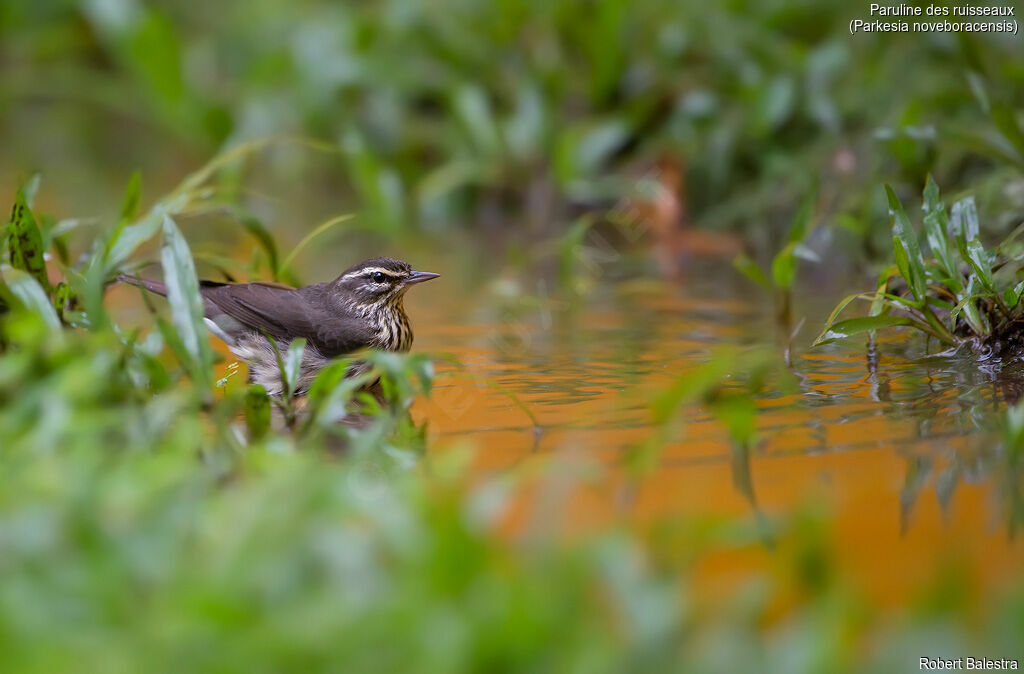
[341,267,404,280]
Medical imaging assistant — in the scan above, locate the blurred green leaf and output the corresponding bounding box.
[160,212,213,391]
[0,266,61,331]
[6,189,50,293]
[733,253,771,290]
[126,10,184,103]
[245,385,271,440]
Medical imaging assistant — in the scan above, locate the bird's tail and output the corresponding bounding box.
[116,274,168,297]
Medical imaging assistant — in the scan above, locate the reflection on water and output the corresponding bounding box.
[408,255,1024,601]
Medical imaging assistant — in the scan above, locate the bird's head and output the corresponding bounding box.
[332,257,439,314]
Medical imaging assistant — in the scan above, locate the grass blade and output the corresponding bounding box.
[278,214,353,280]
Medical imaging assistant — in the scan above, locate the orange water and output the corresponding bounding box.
[406,256,1024,605]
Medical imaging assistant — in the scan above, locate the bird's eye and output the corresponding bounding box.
[372,271,386,283]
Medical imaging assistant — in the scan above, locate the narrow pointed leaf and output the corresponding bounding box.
[886,186,925,301]
[106,171,144,264]
[108,209,163,271]
[120,171,143,221]
[963,237,995,294]
[922,175,955,278]
[160,212,213,389]
[814,315,913,346]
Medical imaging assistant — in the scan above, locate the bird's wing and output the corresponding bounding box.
[200,282,375,357]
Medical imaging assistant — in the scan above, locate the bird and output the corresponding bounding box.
[118,257,439,396]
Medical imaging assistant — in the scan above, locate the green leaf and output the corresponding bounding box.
[814,315,913,346]
[0,266,61,331]
[51,281,75,323]
[245,385,271,440]
[963,237,995,294]
[120,171,143,221]
[126,10,184,103]
[732,254,771,290]
[770,242,799,290]
[160,212,213,390]
[886,185,925,302]
[108,209,163,272]
[892,238,920,305]
[6,190,50,293]
[1005,281,1024,309]
[959,277,989,336]
[106,172,144,264]
[822,292,865,330]
[950,196,979,245]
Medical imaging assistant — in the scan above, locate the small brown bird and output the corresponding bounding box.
[119,257,439,396]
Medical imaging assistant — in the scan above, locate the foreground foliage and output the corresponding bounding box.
[0,163,1021,670]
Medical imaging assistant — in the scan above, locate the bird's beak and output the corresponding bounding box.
[406,270,440,284]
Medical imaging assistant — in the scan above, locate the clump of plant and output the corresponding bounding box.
[815,178,1024,358]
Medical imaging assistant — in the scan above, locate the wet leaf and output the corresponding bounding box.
[886,185,925,302]
[950,196,979,245]
[814,315,913,346]
[962,237,995,294]
[922,175,955,278]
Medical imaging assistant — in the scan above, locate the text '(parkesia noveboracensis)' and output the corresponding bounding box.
[119,257,439,396]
